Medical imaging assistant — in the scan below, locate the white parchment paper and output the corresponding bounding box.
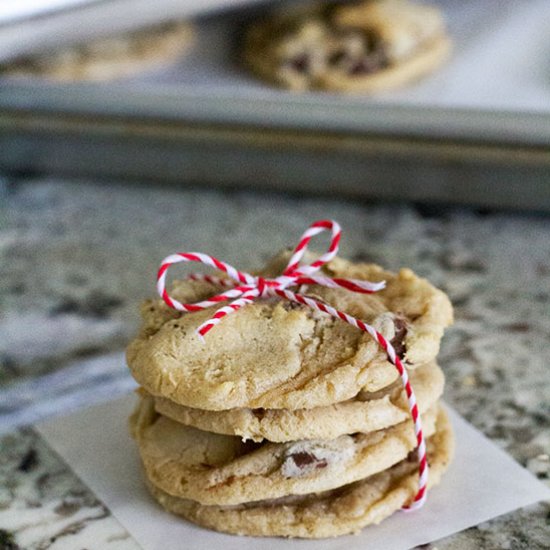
[37,396,550,550]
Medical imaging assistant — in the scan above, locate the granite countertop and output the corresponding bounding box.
[0,177,549,549]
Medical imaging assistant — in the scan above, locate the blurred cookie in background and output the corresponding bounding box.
[1,20,194,82]
[243,0,451,92]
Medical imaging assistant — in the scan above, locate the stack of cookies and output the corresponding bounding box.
[127,251,454,538]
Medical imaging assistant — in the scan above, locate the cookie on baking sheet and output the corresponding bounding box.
[243,0,450,92]
[126,252,453,411]
[152,360,444,442]
[2,21,194,82]
[146,406,453,538]
[130,393,439,506]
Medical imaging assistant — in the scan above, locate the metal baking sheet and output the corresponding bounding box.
[0,0,271,61]
[0,0,549,210]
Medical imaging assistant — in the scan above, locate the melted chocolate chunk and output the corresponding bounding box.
[349,53,386,75]
[349,57,375,75]
[328,49,348,66]
[391,317,408,360]
[290,452,328,469]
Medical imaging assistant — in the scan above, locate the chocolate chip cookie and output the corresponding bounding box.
[130,393,439,505]
[243,0,451,92]
[2,21,194,81]
[151,360,444,442]
[126,252,453,411]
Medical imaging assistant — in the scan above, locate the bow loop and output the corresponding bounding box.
[156,251,257,313]
[283,219,342,277]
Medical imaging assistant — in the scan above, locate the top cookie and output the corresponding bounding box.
[243,0,450,92]
[126,251,452,411]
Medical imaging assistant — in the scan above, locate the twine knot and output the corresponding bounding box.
[254,276,281,297]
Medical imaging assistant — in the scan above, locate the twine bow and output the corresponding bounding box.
[157,220,428,510]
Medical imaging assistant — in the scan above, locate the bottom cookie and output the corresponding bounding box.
[145,407,454,538]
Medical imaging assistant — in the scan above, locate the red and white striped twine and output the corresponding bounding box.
[157,219,428,510]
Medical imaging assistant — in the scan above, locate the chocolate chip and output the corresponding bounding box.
[391,317,408,360]
[349,58,372,75]
[405,448,419,463]
[290,452,328,469]
[328,50,347,66]
[288,54,310,73]
[349,54,383,75]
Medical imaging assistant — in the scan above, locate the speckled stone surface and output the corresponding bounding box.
[0,177,549,549]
